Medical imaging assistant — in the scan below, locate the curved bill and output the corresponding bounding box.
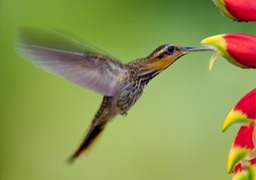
[182,46,214,54]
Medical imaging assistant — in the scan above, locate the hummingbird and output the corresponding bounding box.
[16,27,212,163]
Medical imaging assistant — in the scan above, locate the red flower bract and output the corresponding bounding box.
[222,89,256,132]
[233,124,254,149]
[233,157,256,179]
[227,123,255,173]
[233,88,256,120]
[233,163,242,175]
[224,34,256,68]
[224,0,256,22]
[201,33,256,69]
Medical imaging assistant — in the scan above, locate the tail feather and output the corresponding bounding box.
[68,124,105,163]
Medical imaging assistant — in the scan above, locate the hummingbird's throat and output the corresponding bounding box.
[146,56,180,71]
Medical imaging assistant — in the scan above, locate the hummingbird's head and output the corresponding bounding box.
[145,44,213,72]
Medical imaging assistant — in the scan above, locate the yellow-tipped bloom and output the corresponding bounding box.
[232,158,256,180]
[201,34,256,69]
[223,110,253,132]
[222,89,256,173]
[227,124,255,173]
[222,89,256,132]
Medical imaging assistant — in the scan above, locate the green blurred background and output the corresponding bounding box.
[1,0,255,179]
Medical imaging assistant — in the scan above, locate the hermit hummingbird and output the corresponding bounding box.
[16,27,212,162]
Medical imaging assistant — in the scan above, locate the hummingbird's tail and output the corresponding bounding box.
[68,124,105,163]
[68,97,113,163]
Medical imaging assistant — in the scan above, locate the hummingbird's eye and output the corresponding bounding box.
[155,45,176,59]
[166,46,175,54]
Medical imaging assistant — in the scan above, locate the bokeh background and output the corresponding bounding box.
[1,0,256,179]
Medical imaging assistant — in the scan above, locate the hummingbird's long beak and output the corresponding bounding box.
[182,46,214,54]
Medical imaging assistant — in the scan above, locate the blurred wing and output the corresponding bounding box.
[16,27,124,96]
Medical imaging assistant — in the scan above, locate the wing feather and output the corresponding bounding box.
[16,27,123,96]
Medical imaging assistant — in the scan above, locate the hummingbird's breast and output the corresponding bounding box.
[114,67,158,116]
[113,70,144,115]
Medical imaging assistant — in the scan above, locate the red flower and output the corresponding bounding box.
[227,124,255,173]
[233,157,256,179]
[201,34,256,69]
[222,89,256,173]
[212,0,256,22]
[223,89,256,131]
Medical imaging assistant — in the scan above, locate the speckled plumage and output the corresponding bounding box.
[16,27,212,162]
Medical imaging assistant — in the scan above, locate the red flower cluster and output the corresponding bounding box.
[201,1,256,179]
[222,89,256,179]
